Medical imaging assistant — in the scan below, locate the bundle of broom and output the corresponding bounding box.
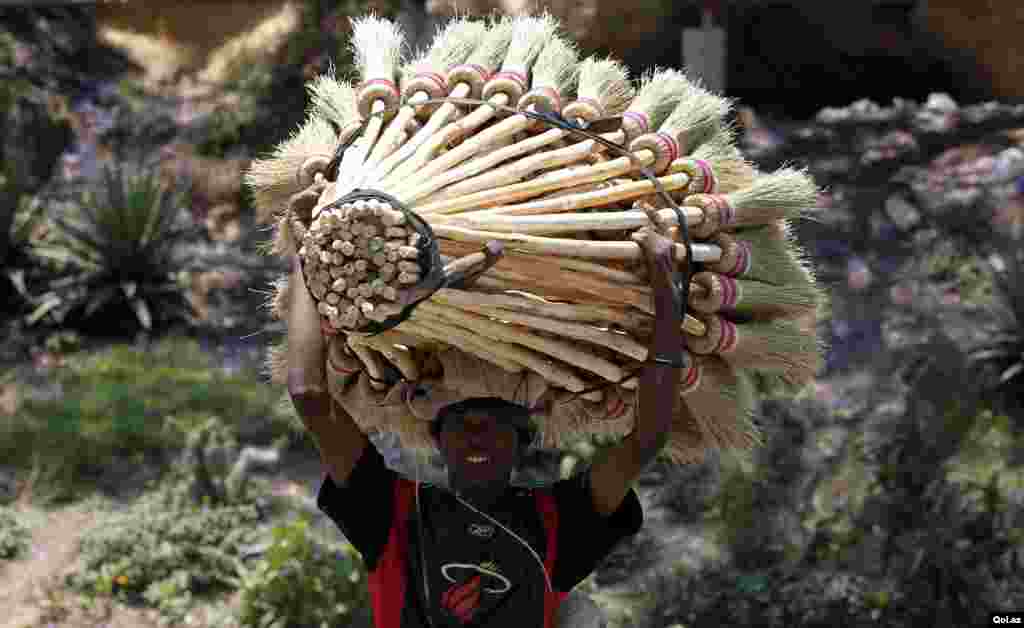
[250,13,827,464]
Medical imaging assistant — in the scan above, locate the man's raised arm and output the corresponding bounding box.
[286,255,369,486]
[587,230,682,516]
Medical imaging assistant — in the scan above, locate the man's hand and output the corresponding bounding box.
[633,228,683,340]
[587,227,685,517]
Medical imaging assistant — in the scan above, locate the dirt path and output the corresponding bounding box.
[0,503,161,628]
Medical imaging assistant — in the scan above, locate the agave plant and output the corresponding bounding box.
[969,232,1024,411]
[26,162,199,331]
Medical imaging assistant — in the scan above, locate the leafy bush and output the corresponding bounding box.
[162,415,288,509]
[0,337,296,500]
[235,515,371,628]
[26,162,198,333]
[969,233,1024,413]
[66,486,263,625]
[0,506,31,560]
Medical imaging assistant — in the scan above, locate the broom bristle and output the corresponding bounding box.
[688,315,821,385]
[576,56,633,117]
[690,271,819,318]
[466,15,516,70]
[713,144,759,194]
[271,214,297,257]
[350,14,406,84]
[268,274,292,321]
[627,68,693,131]
[709,221,814,287]
[307,71,359,129]
[663,81,733,154]
[404,17,486,81]
[680,356,760,452]
[502,13,559,73]
[732,167,820,219]
[246,113,337,221]
[682,123,755,195]
[530,35,580,98]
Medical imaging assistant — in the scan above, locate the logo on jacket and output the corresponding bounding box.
[467,523,495,539]
[439,561,511,622]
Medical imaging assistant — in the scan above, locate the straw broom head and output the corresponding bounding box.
[563,56,634,122]
[664,79,733,155]
[246,113,337,223]
[670,356,760,460]
[620,68,693,143]
[400,17,487,111]
[689,270,819,318]
[629,85,733,175]
[519,35,580,114]
[403,17,486,81]
[350,14,406,117]
[307,70,359,130]
[686,314,821,385]
[683,123,756,195]
[447,16,516,99]
[708,221,817,287]
[691,166,819,237]
[482,13,560,104]
[503,12,560,74]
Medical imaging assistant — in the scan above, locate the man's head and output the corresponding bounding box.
[430,397,534,492]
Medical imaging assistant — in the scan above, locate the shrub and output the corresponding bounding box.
[25,162,198,333]
[235,515,371,628]
[969,233,1024,414]
[66,485,263,625]
[0,506,31,560]
[0,337,296,501]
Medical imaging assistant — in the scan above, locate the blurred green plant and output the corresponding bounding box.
[969,233,1024,412]
[66,485,263,626]
[0,506,32,560]
[0,337,297,502]
[706,455,758,550]
[26,163,199,332]
[3,195,50,310]
[162,415,289,509]
[234,515,371,628]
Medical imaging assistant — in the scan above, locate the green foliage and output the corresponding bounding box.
[196,68,273,158]
[0,337,296,500]
[161,415,290,509]
[969,233,1024,407]
[235,515,371,628]
[707,456,758,548]
[0,506,31,560]
[26,163,198,332]
[946,409,1024,500]
[66,485,262,626]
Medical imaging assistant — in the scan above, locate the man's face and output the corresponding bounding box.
[439,411,520,488]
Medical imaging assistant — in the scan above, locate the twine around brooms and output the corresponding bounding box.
[255,13,827,465]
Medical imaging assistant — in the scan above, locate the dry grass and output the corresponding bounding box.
[96,0,301,91]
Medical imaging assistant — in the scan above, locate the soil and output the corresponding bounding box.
[0,502,158,628]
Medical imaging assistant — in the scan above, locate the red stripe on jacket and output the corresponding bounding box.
[367,479,415,627]
[536,490,569,627]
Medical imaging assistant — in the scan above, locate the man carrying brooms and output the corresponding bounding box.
[288,225,687,628]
